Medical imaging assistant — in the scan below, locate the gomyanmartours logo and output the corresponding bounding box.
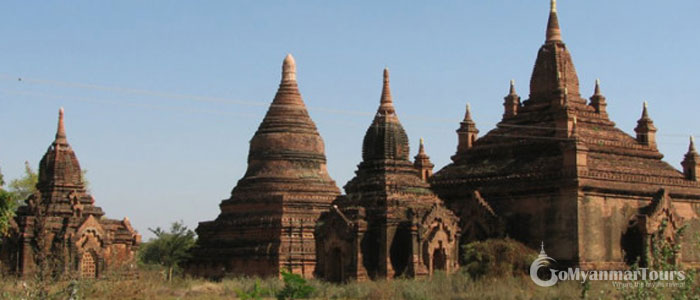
[530,243,686,287]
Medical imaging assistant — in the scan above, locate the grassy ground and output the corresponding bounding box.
[1,268,669,300]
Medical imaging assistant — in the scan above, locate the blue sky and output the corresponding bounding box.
[1,1,699,239]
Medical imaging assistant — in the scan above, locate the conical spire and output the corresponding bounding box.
[55,107,67,144]
[282,54,296,83]
[464,103,473,121]
[455,102,479,156]
[635,101,657,148]
[39,107,84,191]
[267,54,305,107]
[589,79,607,114]
[682,136,700,181]
[378,68,395,115]
[503,80,521,119]
[414,137,434,181]
[641,101,650,119]
[361,68,409,162]
[530,0,581,102]
[689,136,697,154]
[418,137,426,155]
[546,0,562,42]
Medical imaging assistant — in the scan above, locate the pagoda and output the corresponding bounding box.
[0,108,140,278]
[315,69,459,282]
[187,55,341,278]
[431,0,700,269]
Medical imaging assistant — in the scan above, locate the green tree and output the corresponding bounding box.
[0,168,17,239]
[8,161,38,206]
[139,221,196,281]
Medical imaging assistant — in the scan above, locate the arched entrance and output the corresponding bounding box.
[327,247,344,283]
[390,228,411,278]
[80,251,97,278]
[432,241,447,272]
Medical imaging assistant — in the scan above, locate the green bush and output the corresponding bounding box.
[277,270,314,299]
[461,238,537,279]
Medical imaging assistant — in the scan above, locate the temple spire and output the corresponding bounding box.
[455,102,479,157]
[589,79,607,114]
[546,0,562,42]
[635,101,657,148]
[503,80,521,119]
[682,136,700,181]
[414,137,434,181]
[55,107,67,144]
[464,103,472,121]
[690,136,697,154]
[282,54,296,83]
[641,101,650,119]
[378,68,395,115]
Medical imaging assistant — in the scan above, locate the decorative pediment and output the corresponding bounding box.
[419,203,459,241]
[76,215,105,239]
[637,188,683,240]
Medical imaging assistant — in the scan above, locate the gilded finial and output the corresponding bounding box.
[420,137,424,146]
[551,0,557,13]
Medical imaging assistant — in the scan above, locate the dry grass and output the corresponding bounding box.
[0,268,695,299]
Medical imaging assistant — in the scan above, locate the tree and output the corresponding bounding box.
[0,168,17,239]
[139,221,196,281]
[8,161,38,206]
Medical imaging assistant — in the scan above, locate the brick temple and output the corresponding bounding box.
[188,0,700,279]
[315,69,460,282]
[186,55,341,278]
[430,0,700,269]
[0,109,141,278]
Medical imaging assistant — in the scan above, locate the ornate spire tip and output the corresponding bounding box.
[282,53,296,82]
[56,107,67,141]
[551,0,557,13]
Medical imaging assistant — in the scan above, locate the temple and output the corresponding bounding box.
[430,0,700,269]
[186,54,341,278]
[0,108,140,278]
[315,69,460,282]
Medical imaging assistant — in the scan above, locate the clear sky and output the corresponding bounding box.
[1,1,699,240]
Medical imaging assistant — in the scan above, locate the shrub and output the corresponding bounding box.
[461,238,537,279]
[277,270,314,299]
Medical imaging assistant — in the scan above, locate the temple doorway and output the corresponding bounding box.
[390,228,411,277]
[328,247,344,283]
[432,242,446,272]
[80,251,97,278]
